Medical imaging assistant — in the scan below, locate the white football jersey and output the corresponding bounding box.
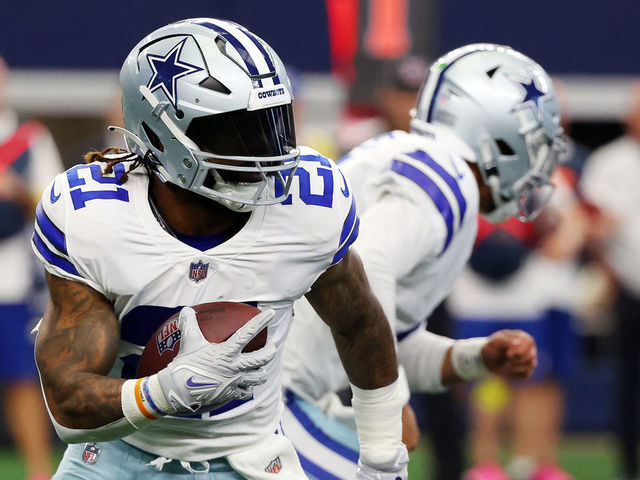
[31,147,358,461]
[283,126,479,400]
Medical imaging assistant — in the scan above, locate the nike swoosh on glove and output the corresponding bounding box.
[155,306,277,414]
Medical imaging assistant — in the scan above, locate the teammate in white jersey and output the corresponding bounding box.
[31,19,409,479]
[282,44,565,479]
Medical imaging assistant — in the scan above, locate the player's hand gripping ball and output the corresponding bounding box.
[136,302,268,377]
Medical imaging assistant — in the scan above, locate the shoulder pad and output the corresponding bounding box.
[277,147,359,266]
[298,148,360,264]
[31,161,137,293]
[340,130,409,163]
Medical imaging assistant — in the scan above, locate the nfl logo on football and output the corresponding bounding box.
[156,318,182,355]
[189,260,209,283]
[81,443,101,465]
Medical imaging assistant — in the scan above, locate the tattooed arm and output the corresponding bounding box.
[308,249,409,474]
[35,272,125,429]
[37,272,278,443]
[306,249,398,389]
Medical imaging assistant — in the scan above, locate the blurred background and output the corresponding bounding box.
[1,1,639,479]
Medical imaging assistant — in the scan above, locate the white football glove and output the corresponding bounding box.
[355,447,409,480]
[155,306,277,414]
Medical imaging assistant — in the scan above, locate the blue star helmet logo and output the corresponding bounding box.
[146,38,203,110]
[508,72,547,121]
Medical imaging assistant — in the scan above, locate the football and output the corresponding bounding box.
[136,301,268,378]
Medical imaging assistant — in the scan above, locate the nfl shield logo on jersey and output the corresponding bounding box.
[81,443,101,464]
[189,260,209,283]
[265,456,282,474]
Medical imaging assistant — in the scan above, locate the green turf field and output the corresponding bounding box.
[0,434,624,479]
[407,434,620,479]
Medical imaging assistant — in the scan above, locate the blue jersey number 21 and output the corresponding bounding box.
[66,163,130,210]
[275,156,334,208]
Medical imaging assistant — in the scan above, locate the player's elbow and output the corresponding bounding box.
[52,422,94,444]
[38,379,81,428]
[36,380,116,443]
[38,370,102,434]
[35,354,90,428]
[42,389,94,442]
[52,417,128,444]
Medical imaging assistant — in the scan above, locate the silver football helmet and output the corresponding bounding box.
[411,43,564,222]
[117,18,299,211]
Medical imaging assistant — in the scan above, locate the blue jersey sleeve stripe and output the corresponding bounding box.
[407,150,467,224]
[391,160,454,252]
[339,199,357,245]
[32,233,80,277]
[332,217,359,265]
[285,391,359,462]
[35,201,67,255]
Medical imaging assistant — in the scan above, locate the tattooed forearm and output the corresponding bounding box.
[307,250,398,389]
[35,273,125,428]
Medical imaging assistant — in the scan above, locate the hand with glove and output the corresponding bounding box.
[352,374,410,480]
[355,447,409,480]
[122,306,277,428]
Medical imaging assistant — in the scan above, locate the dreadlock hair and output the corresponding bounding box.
[84,147,155,183]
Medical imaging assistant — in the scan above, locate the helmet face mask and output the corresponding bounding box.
[411,43,564,223]
[118,18,300,210]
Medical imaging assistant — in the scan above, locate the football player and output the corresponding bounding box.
[282,44,564,479]
[0,55,63,480]
[32,19,408,479]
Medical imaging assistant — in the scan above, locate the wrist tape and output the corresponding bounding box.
[121,375,173,429]
[451,337,490,381]
[351,370,406,468]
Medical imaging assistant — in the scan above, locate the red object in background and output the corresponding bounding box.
[136,302,268,378]
[0,120,45,174]
[364,0,411,59]
[474,164,583,248]
[475,215,538,249]
[554,165,578,190]
[326,0,359,84]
